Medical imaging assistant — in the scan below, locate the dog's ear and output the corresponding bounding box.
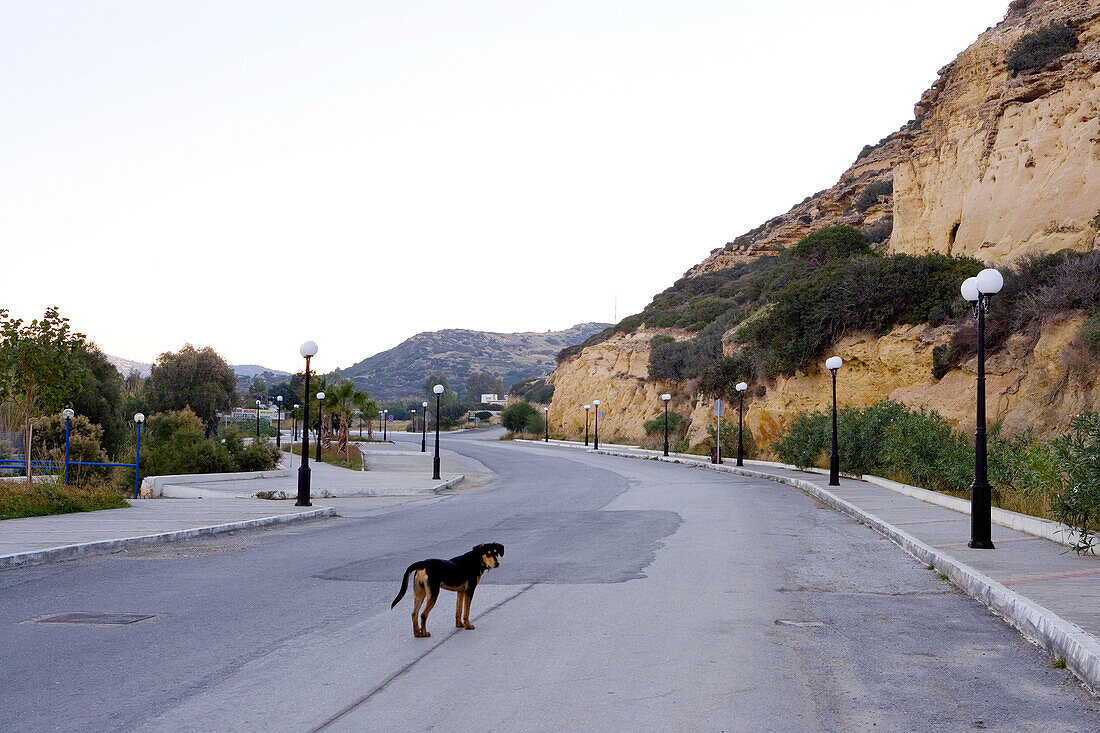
[495,543,504,557]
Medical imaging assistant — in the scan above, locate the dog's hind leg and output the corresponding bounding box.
[411,573,426,637]
[419,586,438,638]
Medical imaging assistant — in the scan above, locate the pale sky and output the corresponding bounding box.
[2,0,1010,374]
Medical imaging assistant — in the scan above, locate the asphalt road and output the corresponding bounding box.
[1,429,1097,731]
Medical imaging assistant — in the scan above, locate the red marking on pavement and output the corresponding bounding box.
[1001,569,1100,586]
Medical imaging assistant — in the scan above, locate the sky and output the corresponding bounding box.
[1,0,1011,374]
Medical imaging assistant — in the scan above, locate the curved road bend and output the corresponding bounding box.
[1,429,1096,731]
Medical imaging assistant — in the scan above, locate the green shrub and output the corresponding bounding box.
[644,411,684,436]
[501,402,538,433]
[1050,413,1100,553]
[773,411,830,468]
[792,226,871,262]
[1007,24,1077,74]
[1080,312,1100,355]
[854,180,893,213]
[863,217,893,245]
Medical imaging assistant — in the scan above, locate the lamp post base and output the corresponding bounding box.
[967,539,995,549]
[432,456,441,481]
[295,465,312,506]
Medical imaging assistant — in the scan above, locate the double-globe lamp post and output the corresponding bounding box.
[735,381,748,467]
[825,356,843,486]
[660,394,671,456]
[296,341,318,506]
[962,268,1004,550]
[432,384,444,480]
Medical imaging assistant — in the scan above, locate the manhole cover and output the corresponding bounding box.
[31,612,158,626]
[775,619,826,628]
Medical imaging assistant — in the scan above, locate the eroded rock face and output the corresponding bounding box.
[548,1,1100,452]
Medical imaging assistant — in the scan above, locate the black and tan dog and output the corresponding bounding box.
[391,543,504,637]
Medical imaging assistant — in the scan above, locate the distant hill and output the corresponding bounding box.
[335,323,611,401]
[231,364,290,379]
[104,354,152,379]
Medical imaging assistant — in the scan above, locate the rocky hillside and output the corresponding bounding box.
[336,323,610,401]
[549,0,1100,451]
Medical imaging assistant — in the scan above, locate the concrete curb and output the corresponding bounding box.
[594,447,1100,695]
[141,470,291,498]
[0,506,336,571]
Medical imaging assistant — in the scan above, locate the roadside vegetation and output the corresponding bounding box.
[773,401,1100,553]
[0,476,128,520]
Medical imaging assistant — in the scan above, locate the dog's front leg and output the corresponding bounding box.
[455,591,466,628]
[461,586,475,630]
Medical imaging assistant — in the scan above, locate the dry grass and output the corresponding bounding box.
[0,478,129,520]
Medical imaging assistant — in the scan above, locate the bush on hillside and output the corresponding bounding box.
[791,226,872,262]
[644,411,684,436]
[854,180,893,213]
[1007,23,1077,74]
[501,402,539,434]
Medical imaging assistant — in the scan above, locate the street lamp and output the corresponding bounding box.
[315,391,325,462]
[735,382,748,467]
[584,404,591,447]
[410,409,416,439]
[592,399,601,450]
[378,410,383,438]
[133,412,145,499]
[293,404,300,442]
[432,384,444,480]
[62,408,74,485]
[421,401,428,452]
[297,341,318,506]
[962,267,1004,550]
[660,394,671,457]
[275,396,283,448]
[825,356,843,486]
[543,406,549,442]
[255,399,262,438]
[383,409,388,441]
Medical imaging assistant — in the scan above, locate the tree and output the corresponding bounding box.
[70,344,127,458]
[422,373,457,403]
[465,372,504,401]
[0,307,88,482]
[147,344,238,428]
[501,402,538,434]
[328,380,371,458]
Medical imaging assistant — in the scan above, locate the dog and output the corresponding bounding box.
[391,543,504,638]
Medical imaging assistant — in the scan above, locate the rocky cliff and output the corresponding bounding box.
[548,0,1100,451]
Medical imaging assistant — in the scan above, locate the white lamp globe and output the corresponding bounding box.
[735,382,748,392]
[61,408,75,420]
[593,399,600,407]
[134,413,145,423]
[976,268,1004,295]
[961,277,979,302]
[433,384,444,395]
[661,393,671,402]
[299,341,318,358]
[316,392,325,400]
[422,401,428,408]
[584,404,591,410]
[543,407,548,413]
[825,356,843,371]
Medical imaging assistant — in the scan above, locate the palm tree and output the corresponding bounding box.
[328,381,375,460]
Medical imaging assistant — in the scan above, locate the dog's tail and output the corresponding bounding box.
[391,562,425,609]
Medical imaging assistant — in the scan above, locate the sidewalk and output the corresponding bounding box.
[577,442,1100,695]
[0,442,468,571]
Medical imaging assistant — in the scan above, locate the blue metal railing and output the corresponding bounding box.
[0,422,143,498]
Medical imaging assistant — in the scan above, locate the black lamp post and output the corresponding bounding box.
[315,391,325,462]
[592,399,600,450]
[275,396,283,448]
[297,342,317,506]
[359,409,363,439]
[255,399,261,438]
[735,381,748,466]
[660,394,671,457]
[826,356,842,486]
[584,404,591,447]
[432,384,443,480]
[293,404,300,442]
[543,406,549,442]
[962,268,1004,550]
[421,401,428,452]
[62,408,74,485]
[383,409,388,441]
[410,409,416,439]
